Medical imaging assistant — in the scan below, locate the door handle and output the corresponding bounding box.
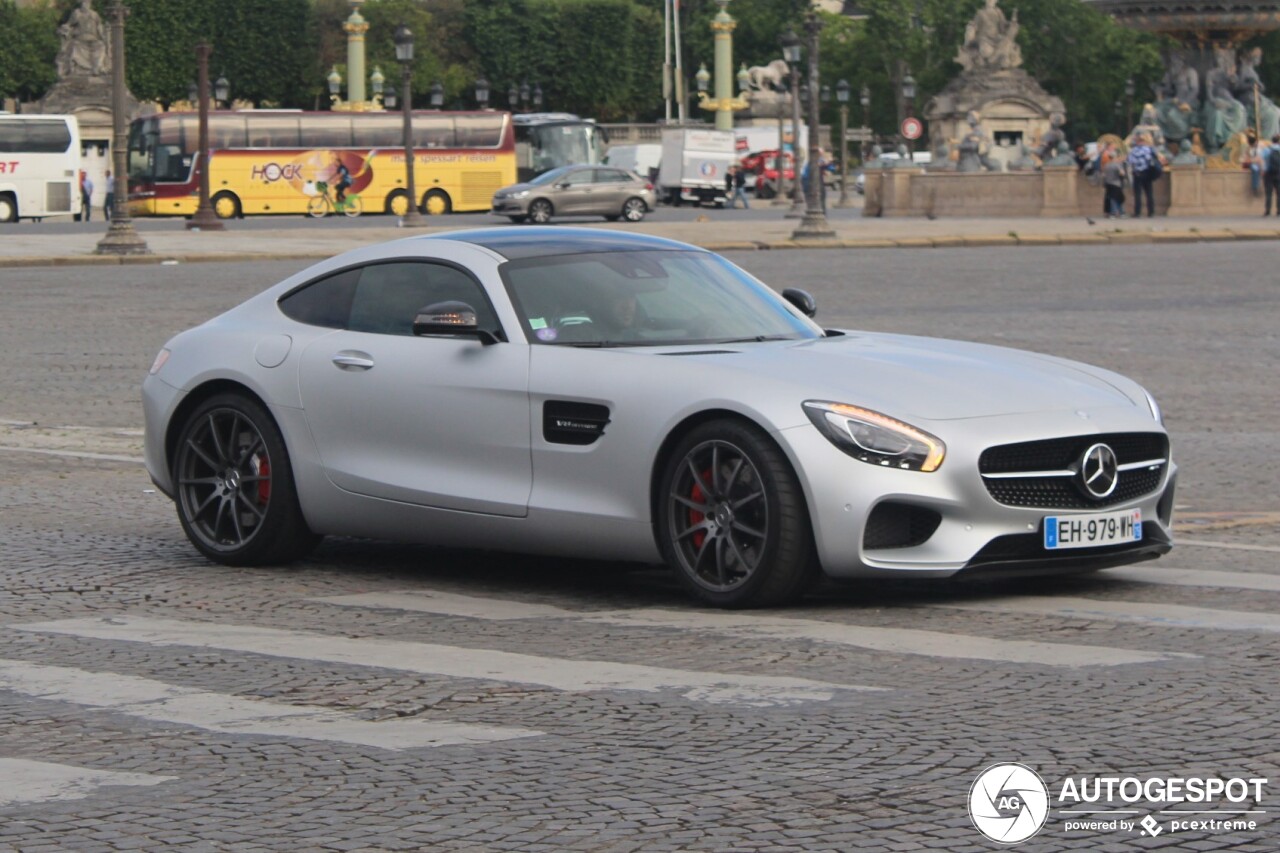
[332,351,374,371]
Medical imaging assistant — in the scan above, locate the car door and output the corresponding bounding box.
[295,260,532,517]
[554,167,598,215]
[591,169,631,215]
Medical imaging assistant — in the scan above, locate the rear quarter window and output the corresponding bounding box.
[278,268,359,328]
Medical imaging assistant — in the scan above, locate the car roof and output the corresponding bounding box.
[428,227,702,260]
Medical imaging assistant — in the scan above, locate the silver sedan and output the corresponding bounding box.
[143,228,1174,608]
[491,165,658,224]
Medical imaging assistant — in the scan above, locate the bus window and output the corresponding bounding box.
[413,115,455,149]
[209,115,246,149]
[352,115,401,148]
[127,118,152,180]
[454,115,503,148]
[300,115,352,147]
[0,120,72,153]
[154,116,191,182]
[248,117,301,148]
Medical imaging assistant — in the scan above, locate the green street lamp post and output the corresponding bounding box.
[394,24,424,227]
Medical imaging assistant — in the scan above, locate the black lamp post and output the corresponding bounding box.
[96,0,149,254]
[901,70,917,151]
[430,81,444,110]
[394,24,424,226]
[836,78,851,208]
[791,7,835,240]
[475,77,490,109]
[781,26,805,217]
[186,42,223,231]
[860,83,871,161]
[508,84,519,109]
[532,83,543,110]
[1124,76,1136,129]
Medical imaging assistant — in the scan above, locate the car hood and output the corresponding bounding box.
[653,332,1143,422]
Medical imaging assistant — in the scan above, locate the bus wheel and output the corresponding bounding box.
[0,194,16,223]
[422,189,452,216]
[211,192,241,220]
[385,190,410,217]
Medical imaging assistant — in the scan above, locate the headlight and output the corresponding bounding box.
[1143,389,1163,424]
[803,401,945,472]
[149,347,171,375]
[511,190,529,199]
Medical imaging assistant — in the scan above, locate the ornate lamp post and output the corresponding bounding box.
[695,0,750,131]
[96,0,149,256]
[430,81,444,110]
[532,83,544,110]
[791,6,835,240]
[835,78,852,208]
[781,26,805,217]
[394,24,424,227]
[1124,76,1136,129]
[475,77,490,110]
[187,43,224,231]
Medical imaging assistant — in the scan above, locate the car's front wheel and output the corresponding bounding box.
[621,197,647,222]
[657,420,816,608]
[173,393,319,566]
[528,199,553,224]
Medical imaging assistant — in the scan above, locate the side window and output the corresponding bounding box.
[347,262,499,337]
[595,169,630,183]
[278,268,359,328]
[564,169,595,186]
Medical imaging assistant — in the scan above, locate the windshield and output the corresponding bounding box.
[516,122,606,178]
[528,165,574,186]
[502,250,823,347]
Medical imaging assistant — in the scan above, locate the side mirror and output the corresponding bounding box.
[554,182,570,190]
[781,288,817,318]
[413,301,501,345]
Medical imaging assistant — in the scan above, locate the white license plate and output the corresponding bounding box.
[1044,509,1142,550]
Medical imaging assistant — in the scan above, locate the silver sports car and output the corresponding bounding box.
[143,228,1174,607]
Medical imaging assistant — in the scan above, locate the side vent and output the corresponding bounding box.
[543,401,611,446]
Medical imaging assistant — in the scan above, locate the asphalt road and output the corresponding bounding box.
[0,243,1277,851]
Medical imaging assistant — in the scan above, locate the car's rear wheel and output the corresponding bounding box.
[621,197,647,222]
[528,198,553,224]
[173,393,319,566]
[657,419,816,608]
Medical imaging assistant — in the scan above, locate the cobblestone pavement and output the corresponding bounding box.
[0,244,1277,851]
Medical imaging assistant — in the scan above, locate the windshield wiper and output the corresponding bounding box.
[714,334,793,344]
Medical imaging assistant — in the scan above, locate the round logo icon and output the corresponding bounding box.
[699,161,720,178]
[901,117,923,140]
[969,763,1049,845]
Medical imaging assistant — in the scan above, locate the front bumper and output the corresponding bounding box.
[782,409,1176,580]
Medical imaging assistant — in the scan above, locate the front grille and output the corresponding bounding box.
[980,432,1167,509]
[863,502,941,550]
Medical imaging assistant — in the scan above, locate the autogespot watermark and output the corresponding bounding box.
[967,763,1268,845]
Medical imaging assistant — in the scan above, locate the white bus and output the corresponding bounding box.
[0,114,82,222]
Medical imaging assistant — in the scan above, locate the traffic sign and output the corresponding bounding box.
[845,127,874,142]
[901,117,923,141]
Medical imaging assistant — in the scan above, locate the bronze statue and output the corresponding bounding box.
[1202,48,1248,152]
[955,111,996,172]
[1236,47,1280,141]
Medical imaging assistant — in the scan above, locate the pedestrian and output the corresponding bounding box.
[732,165,749,209]
[103,169,115,220]
[1126,133,1161,218]
[1102,151,1127,219]
[1264,133,1280,216]
[1243,130,1264,196]
[79,170,94,222]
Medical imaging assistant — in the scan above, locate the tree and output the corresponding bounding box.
[0,0,60,106]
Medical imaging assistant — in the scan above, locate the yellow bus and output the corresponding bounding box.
[126,109,516,218]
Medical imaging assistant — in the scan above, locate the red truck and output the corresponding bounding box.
[738,149,796,199]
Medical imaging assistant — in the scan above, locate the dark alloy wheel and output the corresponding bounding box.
[657,420,816,608]
[173,393,318,566]
[621,197,647,222]
[528,198,553,224]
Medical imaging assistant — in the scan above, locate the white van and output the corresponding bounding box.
[604,143,662,179]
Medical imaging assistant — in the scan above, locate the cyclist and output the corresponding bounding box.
[333,158,352,206]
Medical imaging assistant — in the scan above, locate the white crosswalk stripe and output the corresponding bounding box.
[931,596,1280,633]
[0,758,174,807]
[1103,565,1280,592]
[311,590,1187,668]
[0,659,540,750]
[14,615,870,706]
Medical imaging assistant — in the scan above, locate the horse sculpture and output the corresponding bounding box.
[745,59,790,92]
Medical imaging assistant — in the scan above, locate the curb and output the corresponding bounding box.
[4,226,1280,269]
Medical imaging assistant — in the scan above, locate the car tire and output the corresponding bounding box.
[211,191,241,220]
[528,199,553,224]
[621,197,647,222]
[172,393,320,566]
[657,419,816,608]
[422,189,451,216]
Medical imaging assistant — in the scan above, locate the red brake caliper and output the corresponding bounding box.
[255,454,271,505]
[689,469,712,549]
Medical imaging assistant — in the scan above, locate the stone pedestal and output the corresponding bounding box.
[1041,165,1079,216]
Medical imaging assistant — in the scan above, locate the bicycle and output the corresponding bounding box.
[307,180,362,218]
